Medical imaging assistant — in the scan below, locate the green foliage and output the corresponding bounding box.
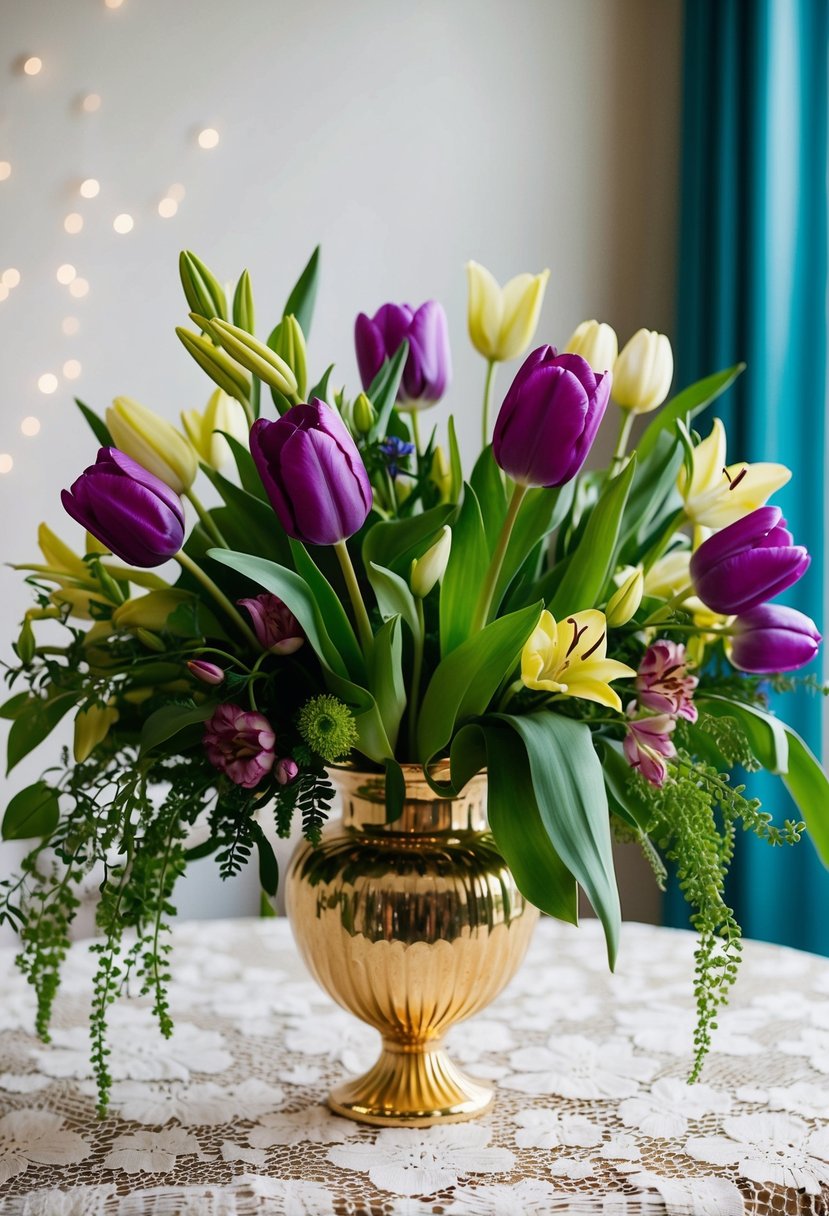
[297,694,358,762]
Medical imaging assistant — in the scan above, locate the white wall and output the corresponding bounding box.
[0,0,682,924]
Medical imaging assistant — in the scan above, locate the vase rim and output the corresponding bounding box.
[329,763,488,834]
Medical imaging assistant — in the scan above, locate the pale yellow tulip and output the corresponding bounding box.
[613,328,674,414]
[107,397,197,493]
[521,608,636,711]
[564,320,618,373]
[466,261,550,362]
[410,527,452,598]
[181,389,249,470]
[678,418,791,528]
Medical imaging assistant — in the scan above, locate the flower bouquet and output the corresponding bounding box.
[2,247,827,1116]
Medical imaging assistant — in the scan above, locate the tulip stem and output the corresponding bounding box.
[186,489,229,549]
[175,551,263,652]
[408,409,422,456]
[642,584,697,627]
[406,596,426,760]
[611,411,635,468]
[334,541,374,654]
[481,360,497,448]
[470,482,528,633]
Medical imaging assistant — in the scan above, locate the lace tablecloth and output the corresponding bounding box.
[1,916,828,1215]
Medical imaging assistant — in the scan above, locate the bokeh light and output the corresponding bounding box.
[2,268,20,288]
[80,178,100,199]
[69,278,90,298]
[198,128,220,149]
[38,374,58,394]
[113,213,134,234]
[64,213,84,234]
[62,316,80,336]
[23,57,42,77]
[63,359,82,380]
[0,455,13,475]
[21,417,41,437]
[56,263,77,285]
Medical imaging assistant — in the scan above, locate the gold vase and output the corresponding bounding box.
[285,765,539,1127]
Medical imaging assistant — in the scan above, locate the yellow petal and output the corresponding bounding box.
[678,418,727,500]
[580,658,638,684]
[521,610,563,688]
[556,608,609,662]
[644,550,691,598]
[465,261,503,360]
[557,677,623,712]
[497,270,550,361]
[37,523,87,577]
[107,397,197,493]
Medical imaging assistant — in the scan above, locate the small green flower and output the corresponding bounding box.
[297,694,357,763]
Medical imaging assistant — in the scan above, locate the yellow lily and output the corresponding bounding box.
[181,389,249,470]
[643,550,691,600]
[678,418,791,528]
[106,396,198,494]
[564,320,618,373]
[38,523,88,577]
[112,589,200,634]
[466,261,550,362]
[521,609,636,711]
[73,702,119,763]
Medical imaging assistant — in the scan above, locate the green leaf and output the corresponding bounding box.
[308,363,334,404]
[618,430,684,560]
[493,482,575,611]
[366,561,419,638]
[362,503,454,578]
[283,245,320,338]
[368,616,406,752]
[594,737,654,832]
[448,723,578,922]
[2,781,60,841]
[7,692,77,773]
[696,695,789,774]
[219,432,268,501]
[782,729,829,866]
[0,692,31,721]
[74,398,113,447]
[252,824,279,896]
[447,415,463,503]
[199,466,292,566]
[636,364,745,463]
[417,602,542,765]
[549,458,636,617]
[367,343,409,441]
[140,702,215,755]
[289,540,365,683]
[384,756,406,823]
[439,483,489,655]
[497,712,621,967]
[469,446,507,552]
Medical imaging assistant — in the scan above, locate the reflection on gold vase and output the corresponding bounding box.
[285,765,539,1127]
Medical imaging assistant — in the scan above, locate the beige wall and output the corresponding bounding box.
[0,0,683,926]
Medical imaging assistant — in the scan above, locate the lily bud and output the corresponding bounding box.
[612,329,674,414]
[352,392,376,436]
[410,526,452,598]
[466,261,550,363]
[176,327,251,405]
[207,318,298,397]
[179,250,228,327]
[606,569,644,626]
[135,627,167,652]
[106,397,198,494]
[268,314,308,399]
[430,446,452,502]
[73,702,119,763]
[187,658,225,685]
[16,618,36,666]
[564,320,619,373]
[232,269,255,333]
[181,389,250,470]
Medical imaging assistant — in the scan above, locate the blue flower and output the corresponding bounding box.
[379,435,415,480]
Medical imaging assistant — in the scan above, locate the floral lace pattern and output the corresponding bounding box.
[0,917,827,1214]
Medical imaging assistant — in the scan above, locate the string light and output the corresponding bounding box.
[158,197,178,218]
[169,183,186,202]
[62,316,80,336]
[69,278,90,298]
[56,264,77,285]
[21,417,41,437]
[38,374,58,394]
[0,455,13,475]
[81,93,101,113]
[63,359,82,380]
[0,285,8,303]
[198,128,219,149]
[23,57,42,76]
[64,213,84,234]
[79,178,100,199]
[2,269,20,288]
[113,213,134,234]
[0,162,10,181]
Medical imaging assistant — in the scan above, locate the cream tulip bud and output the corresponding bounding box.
[612,329,674,414]
[182,389,250,469]
[410,526,452,598]
[466,261,550,362]
[106,397,198,494]
[605,568,644,626]
[564,320,619,373]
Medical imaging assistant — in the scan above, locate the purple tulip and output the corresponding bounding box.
[62,447,185,568]
[203,703,276,788]
[238,593,304,654]
[690,506,810,616]
[492,347,610,487]
[730,604,822,673]
[250,400,372,546]
[355,301,451,407]
[187,659,225,686]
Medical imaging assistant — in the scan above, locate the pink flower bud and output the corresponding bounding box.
[187,659,225,686]
[238,593,304,655]
[623,704,677,788]
[203,704,276,789]
[276,757,299,785]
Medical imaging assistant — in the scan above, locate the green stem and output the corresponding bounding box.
[611,410,635,468]
[408,409,422,456]
[481,360,497,448]
[191,645,252,672]
[176,550,262,652]
[641,507,688,573]
[470,482,528,633]
[643,583,696,626]
[334,540,374,654]
[185,489,229,549]
[407,597,426,760]
[239,393,256,430]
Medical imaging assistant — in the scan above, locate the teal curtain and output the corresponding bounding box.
[669,0,829,950]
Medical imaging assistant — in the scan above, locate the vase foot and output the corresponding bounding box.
[328,1039,493,1127]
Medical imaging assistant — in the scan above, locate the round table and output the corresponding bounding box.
[0,916,827,1215]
